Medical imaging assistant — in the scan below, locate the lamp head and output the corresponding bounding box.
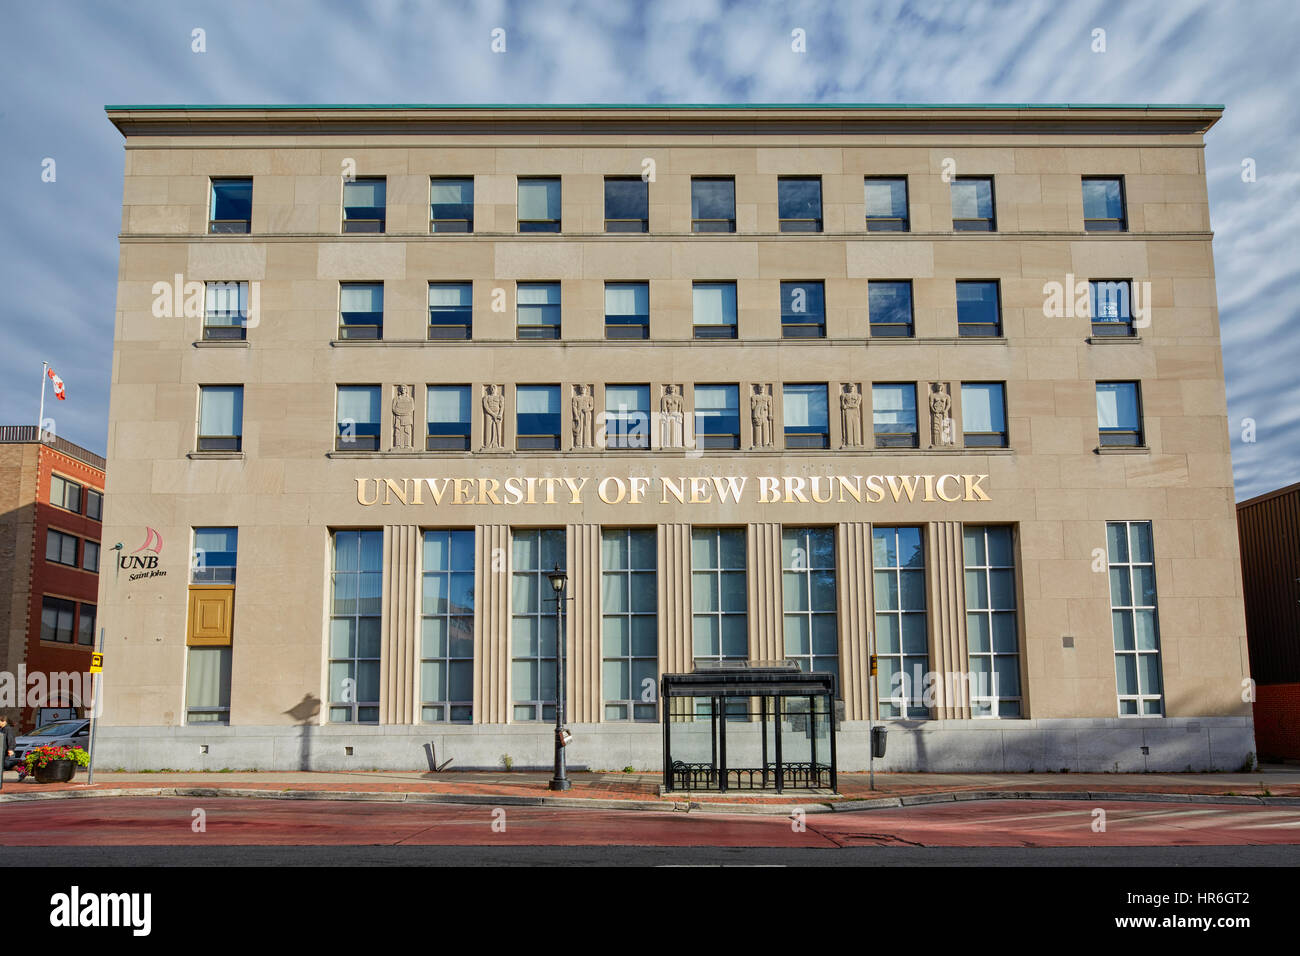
[548,566,567,592]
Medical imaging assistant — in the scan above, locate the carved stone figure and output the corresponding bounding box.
[572,384,595,448]
[839,383,863,448]
[481,384,504,450]
[659,384,684,448]
[929,382,953,446]
[391,384,415,450]
[750,383,773,449]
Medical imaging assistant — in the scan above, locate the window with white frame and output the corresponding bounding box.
[964,525,1020,717]
[511,528,565,721]
[873,526,928,717]
[421,529,475,723]
[1108,521,1164,715]
[781,527,838,679]
[601,528,657,721]
[328,530,382,723]
[691,527,747,718]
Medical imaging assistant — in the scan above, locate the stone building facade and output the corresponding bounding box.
[97,104,1252,772]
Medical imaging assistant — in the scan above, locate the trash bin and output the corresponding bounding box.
[871,725,887,759]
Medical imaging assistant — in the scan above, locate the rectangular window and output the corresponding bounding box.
[516,385,561,450]
[337,385,381,451]
[1083,177,1126,232]
[209,177,252,233]
[691,527,748,673]
[782,527,838,679]
[423,280,470,340]
[1090,279,1135,336]
[605,178,649,232]
[517,282,561,339]
[428,282,472,340]
[40,596,75,643]
[964,526,1020,717]
[602,528,658,721]
[328,530,382,723]
[691,177,735,232]
[518,177,561,232]
[872,383,918,448]
[873,527,928,717]
[192,527,238,584]
[339,282,383,340]
[868,280,914,336]
[865,177,909,231]
[421,529,475,722]
[186,645,231,724]
[342,177,386,233]
[511,528,566,721]
[1108,521,1163,715]
[951,177,995,231]
[78,603,96,646]
[427,385,472,451]
[605,385,650,450]
[1097,381,1143,447]
[430,177,473,233]
[956,280,1001,336]
[692,281,737,339]
[783,383,829,449]
[85,488,102,521]
[694,384,740,450]
[778,177,822,232]
[45,529,78,567]
[197,385,243,452]
[781,281,826,337]
[961,382,1008,447]
[203,281,249,340]
[83,540,100,573]
[604,282,649,339]
[50,474,82,513]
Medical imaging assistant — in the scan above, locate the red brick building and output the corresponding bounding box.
[0,426,106,731]
[1237,482,1300,761]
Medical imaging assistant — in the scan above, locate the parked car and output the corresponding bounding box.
[11,718,90,777]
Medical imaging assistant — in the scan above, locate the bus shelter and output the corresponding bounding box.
[661,663,837,793]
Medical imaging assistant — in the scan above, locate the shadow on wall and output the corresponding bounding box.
[285,694,320,771]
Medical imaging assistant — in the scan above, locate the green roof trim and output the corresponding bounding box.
[105,102,1224,112]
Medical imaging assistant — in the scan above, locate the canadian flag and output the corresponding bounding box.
[47,367,66,400]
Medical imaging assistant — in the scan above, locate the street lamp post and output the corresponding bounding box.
[547,566,570,791]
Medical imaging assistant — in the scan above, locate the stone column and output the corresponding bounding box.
[475,524,511,724]
[566,523,602,723]
[929,520,970,718]
[748,522,784,662]
[381,525,420,724]
[660,523,693,720]
[837,521,873,720]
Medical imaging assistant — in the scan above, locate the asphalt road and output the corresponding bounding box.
[1,796,1298,866]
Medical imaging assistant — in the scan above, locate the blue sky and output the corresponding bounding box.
[0,0,1295,500]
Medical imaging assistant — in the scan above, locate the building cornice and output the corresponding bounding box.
[104,103,1224,138]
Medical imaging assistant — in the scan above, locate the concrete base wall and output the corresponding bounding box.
[90,717,1256,774]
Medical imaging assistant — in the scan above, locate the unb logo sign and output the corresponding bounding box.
[120,528,168,582]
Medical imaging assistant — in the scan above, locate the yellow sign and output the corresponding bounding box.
[90,653,103,674]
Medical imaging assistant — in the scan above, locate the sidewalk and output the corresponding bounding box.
[3,766,1299,813]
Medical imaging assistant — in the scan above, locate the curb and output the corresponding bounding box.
[2,785,1295,815]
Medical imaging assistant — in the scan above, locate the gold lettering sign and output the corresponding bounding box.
[356,474,990,505]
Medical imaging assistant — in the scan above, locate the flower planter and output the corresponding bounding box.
[32,759,75,784]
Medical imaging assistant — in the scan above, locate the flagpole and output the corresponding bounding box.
[38,361,47,441]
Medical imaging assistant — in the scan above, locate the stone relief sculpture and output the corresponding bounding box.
[481,384,504,450]
[750,383,774,449]
[839,383,863,448]
[929,382,953,446]
[391,384,415,450]
[571,384,595,449]
[659,384,684,448]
